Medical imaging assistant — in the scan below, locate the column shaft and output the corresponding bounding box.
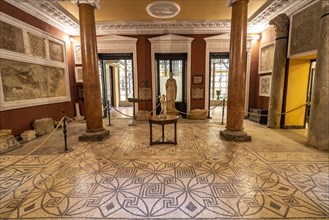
[78,3,109,141]
[226,0,248,131]
[267,14,290,129]
[307,1,329,150]
[79,4,103,132]
[220,0,251,141]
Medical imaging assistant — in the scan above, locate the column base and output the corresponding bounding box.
[79,129,110,141]
[220,129,251,142]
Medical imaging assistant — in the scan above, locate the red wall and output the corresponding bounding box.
[249,27,276,110]
[0,1,76,135]
[132,34,214,111]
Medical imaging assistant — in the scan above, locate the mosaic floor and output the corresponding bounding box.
[0,118,328,219]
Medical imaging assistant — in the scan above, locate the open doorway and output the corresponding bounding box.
[99,53,134,117]
[155,53,187,116]
[208,53,229,119]
[305,60,316,128]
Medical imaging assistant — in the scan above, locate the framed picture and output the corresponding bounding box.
[259,42,274,74]
[75,66,83,83]
[259,75,271,97]
[193,75,203,84]
[74,44,82,64]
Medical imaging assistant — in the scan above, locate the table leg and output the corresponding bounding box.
[174,122,177,144]
[162,124,164,143]
[150,123,152,145]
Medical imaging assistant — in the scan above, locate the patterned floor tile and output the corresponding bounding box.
[0,119,328,219]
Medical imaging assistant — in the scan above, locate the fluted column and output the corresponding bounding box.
[220,0,251,141]
[267,14,289,128]
[307,0,329,150]
[72,0,109,141]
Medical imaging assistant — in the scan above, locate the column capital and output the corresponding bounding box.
[226,0,248,7]
[269,14,290,39]
[71,0,100,9]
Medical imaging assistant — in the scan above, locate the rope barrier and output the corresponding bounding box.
[246,103,309,117]
[165,102,222,115]
[149,102,161,115]
[110,105,134,118]
[0,116,66,171]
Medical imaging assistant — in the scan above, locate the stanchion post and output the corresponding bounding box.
[221,98,225,125]
[107,100,112,126]
[62,110,68,151]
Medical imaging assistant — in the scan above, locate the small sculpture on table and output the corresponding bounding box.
[158,94,167,118]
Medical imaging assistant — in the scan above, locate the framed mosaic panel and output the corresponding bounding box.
[259,43,274,74]
[288,0,321,58]
[49,40,64,62]
[0,20,25,53]
[74,44,82,64]
[75,66,83,83]
[259,75,271,97]
[0,13,70,111]
[28,32,46,58]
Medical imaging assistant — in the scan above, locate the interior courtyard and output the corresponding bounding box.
[0,0,328,219]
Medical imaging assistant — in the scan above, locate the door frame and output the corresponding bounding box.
[97,35,138,112]
[149,34,194,116]
[155,53,187,114]
[205,34,252,117]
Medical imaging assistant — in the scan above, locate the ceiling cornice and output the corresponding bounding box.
[3,0,315,36]
[96,20,232,35]
[248,0,315,33]
[4,0,80,35]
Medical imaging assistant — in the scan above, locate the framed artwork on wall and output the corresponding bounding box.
[259,75,271,97]
[74,44,82,64]
[0,13,70,111]
[193,75,203,84]
[75,66,83,83]
[259,42,274,74]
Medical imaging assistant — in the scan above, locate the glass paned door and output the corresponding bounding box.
[210,58,229,100]
[208,53,229,118]
[156,53,187,116]
[98,53,134,108]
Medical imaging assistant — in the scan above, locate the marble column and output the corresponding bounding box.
[220,0,251,141]
[307,1,329,150]
[73,0,109,141]
[267,14,289,129]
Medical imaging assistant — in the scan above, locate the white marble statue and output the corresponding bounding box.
[165,72,177,112]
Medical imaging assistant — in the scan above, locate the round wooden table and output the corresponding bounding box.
[148,115,178,145]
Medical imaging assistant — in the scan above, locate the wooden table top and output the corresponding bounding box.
[148,115,179,123]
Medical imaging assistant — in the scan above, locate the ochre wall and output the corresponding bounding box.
[249,27,276,110]
[0,1,76,135]
[284,59,310,127]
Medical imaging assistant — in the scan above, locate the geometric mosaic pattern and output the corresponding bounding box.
[28,33,46,58]
[0,119,328,219]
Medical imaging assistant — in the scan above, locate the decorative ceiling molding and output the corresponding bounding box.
[96,20,232,35]
[248,0,314,33]
[4,0,314,36]
[4,0,80,36]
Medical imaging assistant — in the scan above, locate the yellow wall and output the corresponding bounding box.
[285,59,310,126]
